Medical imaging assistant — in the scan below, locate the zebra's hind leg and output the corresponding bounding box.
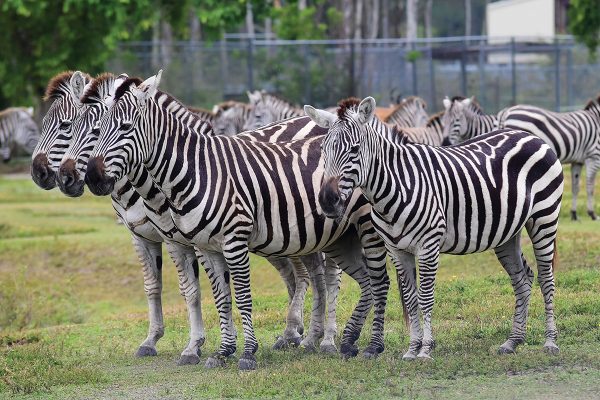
[320,257,341,354]
[165,244,206,365]
[390,250,422,361]
[585,158,599,220]
[416,243,442,360]
[201,251,238,369]
[570,163,583,220]
[131,236,164,358]
[494,233,533,355]
[269,257,309,350]
[297,254,327,352]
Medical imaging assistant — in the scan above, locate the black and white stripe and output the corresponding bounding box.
[442,96,499,145]
[391,111,445,146]
[244,91,304,130]
[307,96,563,360]
[0,107,39,162]
[383,96,428,127]
[212,101,253,136]
[85,75,391,369]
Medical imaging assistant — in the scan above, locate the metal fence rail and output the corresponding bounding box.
[108,35,600,113]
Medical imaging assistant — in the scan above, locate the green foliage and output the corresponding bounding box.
[569,0,600,58]
[272,2,341,40]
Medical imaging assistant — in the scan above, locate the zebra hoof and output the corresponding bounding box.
[497,345,516,355]
[340,343,359,359]
[402,350,418,361]
[272,335,301,350]
[301,342,318,353]
[320,343,338,354]
[543,343,560,355]
[588,211,598,221]
[135,346,157,357]
[177,353,201,366]
[571,211,578,221]
[238,353,258,371]
[205,354,227,369]
[417,352,434,361]
[362,345,383,359]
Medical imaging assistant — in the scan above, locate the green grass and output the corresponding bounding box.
[0,166,599,399]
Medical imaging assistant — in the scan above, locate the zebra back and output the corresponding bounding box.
[383,96,428,127]
[245,91,304,130]
[392,111,444,146]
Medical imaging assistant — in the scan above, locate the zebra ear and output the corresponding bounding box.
[443,97,451,110]
[462,97,472,107]
[70,71,86,103]
[132,70,162,108]
[26,107,34,116]
[304,105,335,128]
[357,97,376,124]
[247,90,261,104]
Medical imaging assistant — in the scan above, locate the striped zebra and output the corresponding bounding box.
[84,73,391,370]
[383,96,429,127]
[442,96,499,145]
[391,111,445,146]
[187,106,215,124]
[306,96,563,359]
[31,71,91,189]
[0,107,40,163]
[497,99,600,221]
[212,101,253,136]
[244,90,304,130]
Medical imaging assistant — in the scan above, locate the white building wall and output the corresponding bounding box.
[487,0,555,42]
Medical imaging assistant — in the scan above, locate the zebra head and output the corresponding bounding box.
[32,71,90,190]
[58,73,130,197]
[244,90,267,130]
[442,96,474,144]
[86,71,161,196]
[305,97,376,219]
[212,101,248,136]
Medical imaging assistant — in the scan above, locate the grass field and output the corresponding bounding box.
[1,163,599,399]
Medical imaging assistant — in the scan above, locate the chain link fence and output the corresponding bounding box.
[108,35,600,114]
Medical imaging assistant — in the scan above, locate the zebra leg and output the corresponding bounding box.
[295,254,326,352]
[202,251,238,369]
[269,257,309,350]
[570,163,583,220]
[585,158,599,220]
[223,242,259,370]
[494,234,533,354]
[391,251,422,360]
[164,243,205,365]
[527,221,560,354]
[416,245,442,360]
[358,227,390,359]
[320,257,341,354]
[131,236,164,357]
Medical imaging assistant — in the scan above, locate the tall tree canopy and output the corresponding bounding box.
[569,0,600,57]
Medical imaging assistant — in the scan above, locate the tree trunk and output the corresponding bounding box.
[425,0,433,38]
[298,0,307,10]
[189,7,200,41]
[382,0,389,38]
[246,1,254,37]
[369,0,380,39]
[343,0,353,40]
[406,0,418,40]
[465,0,472,37]
[354,0,363,40]
[160,20,173,66]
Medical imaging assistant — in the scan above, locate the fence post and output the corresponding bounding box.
[247,36,254,92]
[303,43,311,104]
[566,43,573,109]
[555,38,561,111]
[411,41,418,95]
[510,37,516,105]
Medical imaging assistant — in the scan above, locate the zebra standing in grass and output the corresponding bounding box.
[391,111,445,146]
[0,107,40,163]
[383,96,429,127]
[244,90,304,130]
[442,96,499,145]
[498,98,600,220]
[84,72,391,370]
[306,97,563,360]
[211,101,253,136]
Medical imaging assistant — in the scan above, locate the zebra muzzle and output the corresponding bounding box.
[85,156,116,196]
[319,176,344,219]
[31,153,56,190]
[58,159,85,197]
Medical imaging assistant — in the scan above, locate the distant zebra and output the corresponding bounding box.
[497,98,600,220]
[442,96,499,144]
[84,73,391,370]
[306,97,563,360]
[187,106,216,124]
[1,107,40,163]
[244,90,304,130]
[212,101,253,136]
[383,96,429,127]
[392,111,445,146]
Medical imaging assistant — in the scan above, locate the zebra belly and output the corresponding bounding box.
[111,197,164,243]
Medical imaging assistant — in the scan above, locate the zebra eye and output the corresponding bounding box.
[59,121,72,130]
[350,144,360,153]
[120,122,132,131]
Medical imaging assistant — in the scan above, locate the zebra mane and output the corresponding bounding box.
[451,95,483,115]
[262,92,299,108]
[388,125,411,145]
[188,106,214,115]
[584,95,600,111]
[81,73,116,104]
[113,77,144,103]
[427,111,444,127]
[214,100,247,112]
[156,90,215,133]
[337,97,361,120]
[384,96,427,122]
[44,71,91,101]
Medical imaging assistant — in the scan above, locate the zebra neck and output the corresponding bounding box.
[467,113,496,137]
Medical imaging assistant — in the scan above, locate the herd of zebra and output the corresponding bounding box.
[2,68,598,370]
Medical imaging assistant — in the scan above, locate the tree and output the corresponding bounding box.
[569,0,600,57]
[406,0,418,40]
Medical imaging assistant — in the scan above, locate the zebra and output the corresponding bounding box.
[187,106,215,124]
[211,101,253,136]
[83,72,391,370]
[442,96,499,145]
[383,96,429,127]
[306,96,563,360]
[0,107,40,163]
[391,111,445,146]
[244,90,304,130]
[31,71,91,189]
[497,98,600,221]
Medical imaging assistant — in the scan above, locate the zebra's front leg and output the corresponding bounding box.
[224,241,259,370]
[585,159,599,220]
[391,251,422,360]
[570,163,583,220]
[165,244,205,365]
[268,257,308,350]
[131,236,164,358]
[494,235,533,354]
[416,247,441,360]
[320,257,341,354]
[201,251,237,369]
[297,253,327,352]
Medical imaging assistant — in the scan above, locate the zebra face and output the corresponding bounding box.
[213,107,239,136]
[442,98,471,144]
